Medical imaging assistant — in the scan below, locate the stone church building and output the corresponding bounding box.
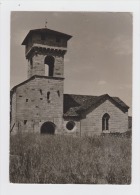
[10,26,129,136]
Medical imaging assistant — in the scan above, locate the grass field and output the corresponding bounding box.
[10,132,131,184]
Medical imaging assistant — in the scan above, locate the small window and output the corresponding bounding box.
[24,120,27,125]
[30,58,33,69]
[57,90,60,97]
[66,121,75,131]
[26,99,28,102]
[47,92,50,100]
[47,92,50,103]
[39,89,42,95]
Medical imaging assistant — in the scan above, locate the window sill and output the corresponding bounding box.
[102,130,110,133]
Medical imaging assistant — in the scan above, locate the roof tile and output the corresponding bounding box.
[63,94,129,117]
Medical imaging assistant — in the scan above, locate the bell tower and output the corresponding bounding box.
[22,26,72,79]
[11,25,73,134]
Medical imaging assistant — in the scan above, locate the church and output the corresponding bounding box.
[10,26,129,136]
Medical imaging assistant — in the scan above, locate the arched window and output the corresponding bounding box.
[44,55,55,77]
[102,113,110,131]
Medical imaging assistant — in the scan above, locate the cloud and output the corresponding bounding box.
[118,84,132,90]
[109,35,132,56]
[98,80,107,85]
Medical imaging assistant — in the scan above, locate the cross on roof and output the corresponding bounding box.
[45,19,47,28]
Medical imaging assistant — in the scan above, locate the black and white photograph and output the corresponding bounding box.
[10,11,132,184]
[0,1,140,195]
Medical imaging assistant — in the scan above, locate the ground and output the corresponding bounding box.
[10,132,131,184]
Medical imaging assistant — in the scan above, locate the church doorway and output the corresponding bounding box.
[41,122,55,134]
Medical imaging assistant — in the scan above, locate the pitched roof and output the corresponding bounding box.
[22,28,72,45]
[10,78,129,117]
[10,75,64,99]
[63,94,129,118]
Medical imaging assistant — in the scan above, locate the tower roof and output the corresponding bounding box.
[22,28,72,45]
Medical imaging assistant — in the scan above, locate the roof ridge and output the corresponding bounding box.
[22,28,72,45]
[64,93,129,117]
[11,75,64,95]
[64,93,98,97]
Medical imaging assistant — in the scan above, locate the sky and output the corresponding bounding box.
[10,12,132,115]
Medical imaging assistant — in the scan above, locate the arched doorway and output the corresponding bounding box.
[102,113,110,131]
[44,55,55,76]
[41,122,55,134]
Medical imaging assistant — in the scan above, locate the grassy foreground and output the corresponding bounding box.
[10,133,131,184]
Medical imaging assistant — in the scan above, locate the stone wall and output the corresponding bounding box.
[10,92,16,132]
[11,89,128,135]
[63,119,81,136]
[11,77,64,134]
[80,99,128,135]
[27,51,64,79]
[63,100,128,136]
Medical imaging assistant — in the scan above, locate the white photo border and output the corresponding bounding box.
[0,1,140,195]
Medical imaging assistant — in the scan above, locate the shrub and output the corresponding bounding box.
[10,133,131,184]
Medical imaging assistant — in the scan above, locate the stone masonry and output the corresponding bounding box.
[11,76,64,133]
[10,27,129,135]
